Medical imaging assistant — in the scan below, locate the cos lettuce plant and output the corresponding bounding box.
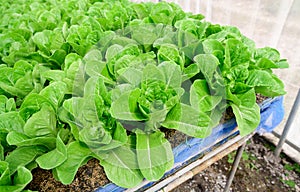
[0,0,288,190]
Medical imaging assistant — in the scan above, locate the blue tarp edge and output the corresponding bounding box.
[95,96,284,192]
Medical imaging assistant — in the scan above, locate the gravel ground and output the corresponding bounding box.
[173,134,300,192]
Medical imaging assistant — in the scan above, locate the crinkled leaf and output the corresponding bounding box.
[202,39,224,55]
[226,64,249,82]
[39,81,67,109]
[107,44,140,76]
[275,59,289,68]
[254,47,280,62]
[105,44,123,62]
[24,105,57,138]
[256,58,280,69]
[0,72,33,98]
[0,161,10,186]
[255,74,286,97]
[66,25,99,56]
[224,38,251,69]
[0,96,16,114]
[0,145,4,161]
[232,103,260,136]
[149,2,176,25]
[5,146,46,174]
[99,145,143,188]
[92,122,128,152]
[162,103,211,138]
[194,54,219,82]
[19,93,52,121]
[0,112,24,133]
[116,67,142,87]
[182,64,199,81]
[194,54,225,96]
[190,79,222,112]
[36,134,67,170]
[0,165,32,192]
[41,70,65,82]
[157,44,184,67]
[246,70,286,96]
[158,61,182,90]
[7,131,56,150]
[83,49,103,62]
[0,96,8,114]
[111,89,147,121]
[142,64,165,85]
[136,130,173,181]
[230,89,260,136]
[55,141,92,185]
[79,123,112,148]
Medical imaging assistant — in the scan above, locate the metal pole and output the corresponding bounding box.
[224,142,247,192]
[274,88,300,157]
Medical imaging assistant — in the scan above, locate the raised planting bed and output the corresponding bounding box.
[27,96,284,191]
[97,96,284,192]
[0,0,288,191]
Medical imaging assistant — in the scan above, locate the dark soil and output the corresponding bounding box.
[27,159,109,192]
[28,94,297,192]
[172,134,300,192]
[27,130,189,192]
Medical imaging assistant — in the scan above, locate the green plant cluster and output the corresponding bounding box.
[0,0,288,190]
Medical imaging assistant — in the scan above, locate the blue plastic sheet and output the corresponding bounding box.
[256,97,284,134]
[96,96,284,192]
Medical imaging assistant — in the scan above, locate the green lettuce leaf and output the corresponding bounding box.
[162,103,211,138]
[111,89,148,121]
[0,163,32,192]
[230,89,260,136]
[35,133,67,170]
[54,141,92,185]
[5,146,46,174]
[99,145,143,188]
[136,130,173,181]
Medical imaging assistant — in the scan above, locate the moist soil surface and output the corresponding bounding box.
[27,158,109,191]
[27,95,300,192]
[28,135,300,192]
[27,129,189,192]
[173,134,300,192]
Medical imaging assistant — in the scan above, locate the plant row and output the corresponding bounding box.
[0,0,288,190]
